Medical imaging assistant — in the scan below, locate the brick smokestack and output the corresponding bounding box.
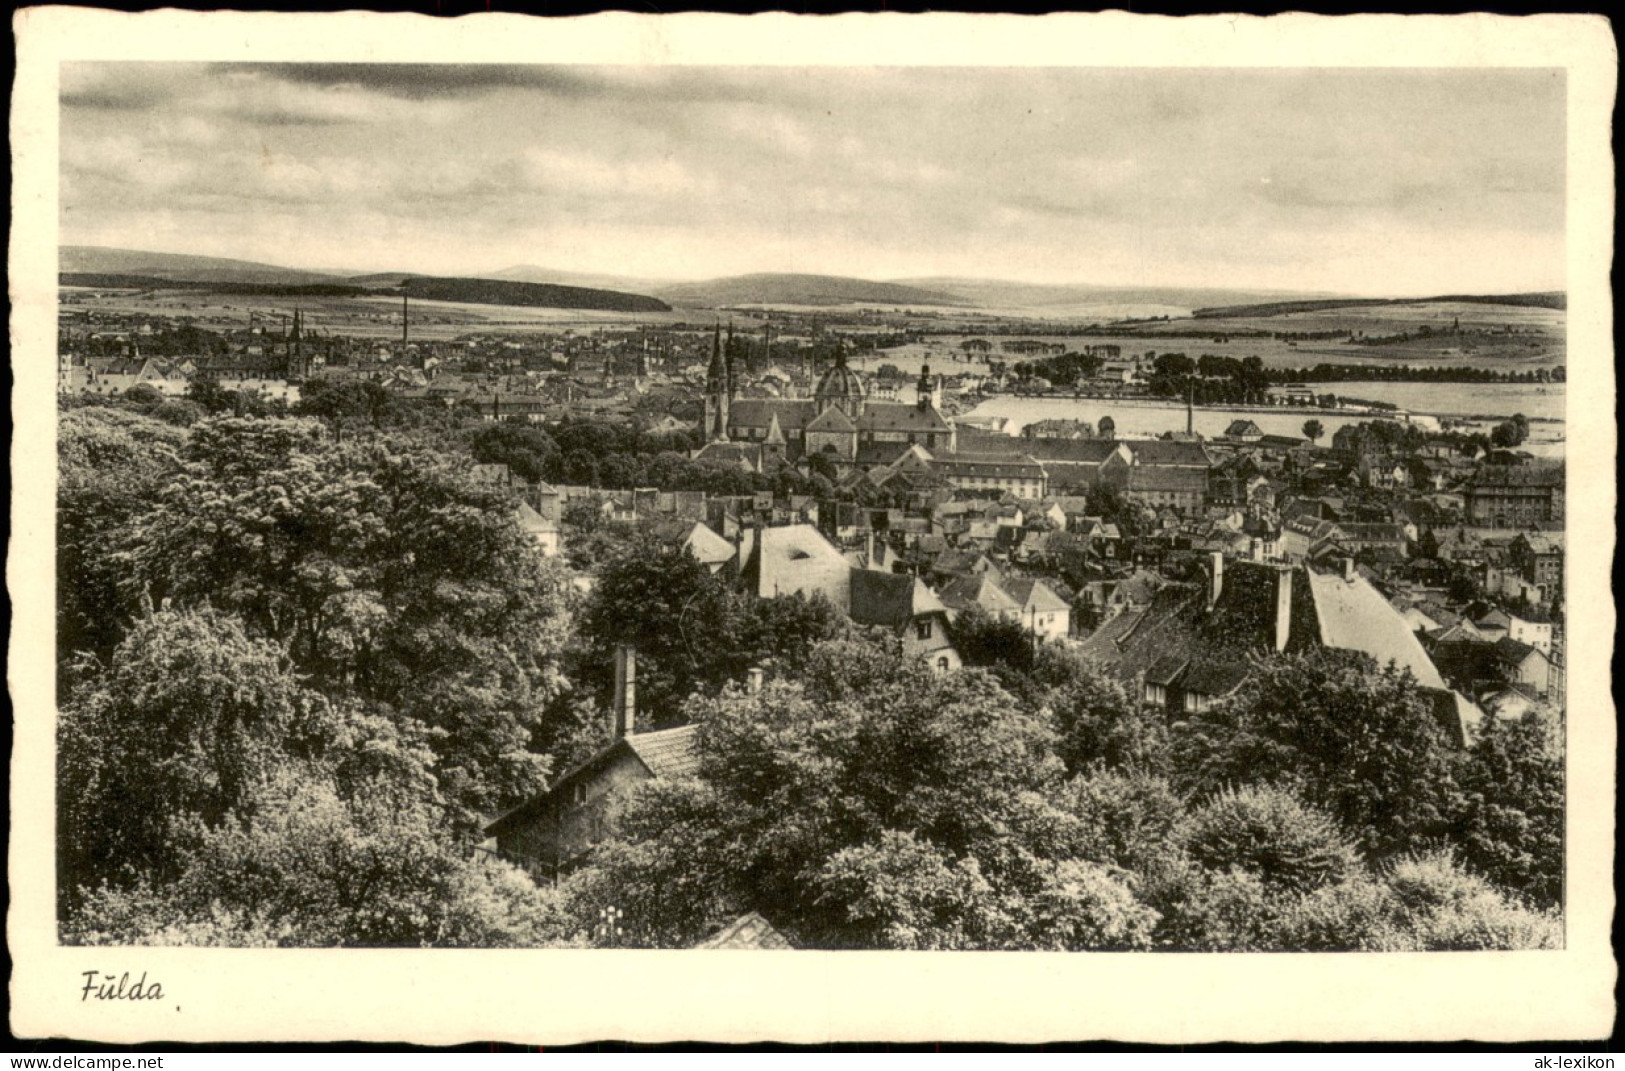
[613,644,636,737]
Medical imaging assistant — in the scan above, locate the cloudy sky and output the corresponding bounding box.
[60,63,1565,295]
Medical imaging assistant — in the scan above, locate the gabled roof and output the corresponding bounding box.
[1180,659,1252,698]
[1127,466,1208,493]
[682,521,736,567]
[1492,636,1546,666]
[1000,576,1070,615]
[484,725,700,836]
[694,441,764,469]
[625,724,703,780]
[932,453,1047,478]
[1126,440,1215,468]
[514,501,559,536]
[937,574,1022,616]
[729,398,816,429]
[859,401,952,434]
[1301,567,1447,689]
[693,911,794,950]
[849,569,947,630]
[1145,653,1190,687]
[806,405,857,433]
[1020,439,1124,464]
[742,523,852,609]
[1467,463,1564,488]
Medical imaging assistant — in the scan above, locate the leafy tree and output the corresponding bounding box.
[1170,649,1459,859]
[1302,418,1325,444]
[109,417,574,819]
[1453,713,1564,908]
[577,538,756,724]
[57,608,330,909]
[64,764,573,948]
[567,642,1109,950]
[1040,647,1163,775]
[1180,785,1357,896]
[1056,769,1185,872]
[466,422,559,483]
[57,407,187,673]
[295,378,406,440]
[122,383,164,409]
[1490,415,1529,450]
[1097,415,1116,439]
[1381,851,1560,950]
[950,607,1035,676]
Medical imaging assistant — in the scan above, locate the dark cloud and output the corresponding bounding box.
[216,63,612,100]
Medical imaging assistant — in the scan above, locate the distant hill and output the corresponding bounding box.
[897,277,1339,312]
[61,246,343,286]
[489,264,670,294]
[655,274,964,308]
[1193,293,1567,319]
[61,272,368,297]
[347,272,426,287]
[402,276,670,313]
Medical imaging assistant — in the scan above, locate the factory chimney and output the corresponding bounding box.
[612,644,637,737]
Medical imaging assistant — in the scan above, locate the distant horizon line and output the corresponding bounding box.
[57,242,1567,302]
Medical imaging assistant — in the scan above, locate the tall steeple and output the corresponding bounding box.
[725,320,737,400]
[916,362,934,411]
[703,322,730,442]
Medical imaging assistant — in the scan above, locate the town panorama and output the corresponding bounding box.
[56,64,1566,953]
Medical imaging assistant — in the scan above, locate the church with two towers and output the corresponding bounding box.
[696,324,956,472]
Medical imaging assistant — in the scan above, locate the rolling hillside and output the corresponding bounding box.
[401,276,670,313]
[1194,293,1566,319]
[489,264,671,295]
[60,246,343,286]
[61,273,369,297]
[898,277,1339,312]
[654,273,964,308]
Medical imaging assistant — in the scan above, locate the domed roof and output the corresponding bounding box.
[814,350,868,407]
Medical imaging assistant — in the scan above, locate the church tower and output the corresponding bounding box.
[286,310,309,382]
[702,322,730,442]
[916,362,940,411]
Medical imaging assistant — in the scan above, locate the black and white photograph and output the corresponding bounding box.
[10,9,1616,1045]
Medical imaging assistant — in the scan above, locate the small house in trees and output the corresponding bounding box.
[514,501,561,558]
[484,647,700,881]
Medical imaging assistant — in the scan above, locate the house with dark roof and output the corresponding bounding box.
[1078,554,1476,738]
[849,570,961,672]
[937,574,1023,620]
[485,723,700,881]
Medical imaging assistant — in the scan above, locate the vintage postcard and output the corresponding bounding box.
[9,8,1616,1045]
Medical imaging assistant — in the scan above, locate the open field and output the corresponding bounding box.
[59,288,702,337]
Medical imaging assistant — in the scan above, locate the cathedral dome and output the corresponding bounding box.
[814,349,868,415]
